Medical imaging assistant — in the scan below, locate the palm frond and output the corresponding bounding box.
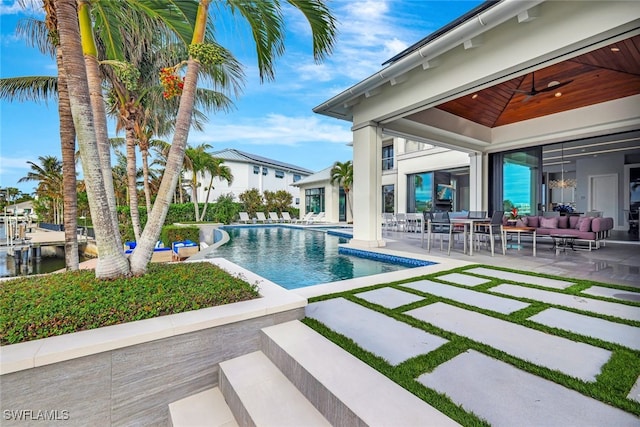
[0,76,57,103]
[286,0,337,61]
[15,17,56,56]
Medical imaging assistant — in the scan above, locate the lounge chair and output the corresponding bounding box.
[256,212,268,223]
[268,212,280,223]
[307,212,325,224]
[281,212,292,223]
[294,212,314,224]
[172,240,199,260]
[238,212,250,223]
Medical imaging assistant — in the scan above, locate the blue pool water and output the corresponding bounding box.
[206,226,423,289]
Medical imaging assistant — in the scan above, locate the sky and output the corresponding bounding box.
[0,0,484,195]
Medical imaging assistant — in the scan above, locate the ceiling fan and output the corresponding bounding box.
[513,72,573,98]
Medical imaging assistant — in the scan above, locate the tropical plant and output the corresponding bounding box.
[330,160,353,218]
[199,157,233,221]
[239,188,264,217]
[18,156,63,223]
[264,190,293,215]
[56,0,336,278]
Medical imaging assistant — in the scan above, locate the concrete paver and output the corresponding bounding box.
[529,307,640,350]
[418,350,639,427]
[306,298,447,365]
[466,267,575,289]
[437,273,491,287]
[491,284,640,321]
[582,285,640,302]
[354,287,424,309]
[406,302,611,382]
[401,280,529,314]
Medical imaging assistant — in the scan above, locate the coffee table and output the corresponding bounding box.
[550,234,577,255]
[501,226,537,256]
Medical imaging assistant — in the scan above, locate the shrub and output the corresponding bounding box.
[0,263,259,345]
[160,225,199,247]
[239,188,264,217]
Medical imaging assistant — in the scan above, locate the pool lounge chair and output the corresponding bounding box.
[172,240,199,260]
[294,212,314,224]
[238,212,250,223]
[268,212,280,223]
[256,212,268,223]
[307,212,325,224]
[281,212,292,223]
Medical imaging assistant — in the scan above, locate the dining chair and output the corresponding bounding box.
[425,211,465,255]
[473,210,505,256]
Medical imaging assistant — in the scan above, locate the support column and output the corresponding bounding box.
[469,152,485,211]
[351,123,385,247]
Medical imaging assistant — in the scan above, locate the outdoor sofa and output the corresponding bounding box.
[510,215,614,250]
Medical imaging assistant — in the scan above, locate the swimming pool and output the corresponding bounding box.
[206,226,431,289]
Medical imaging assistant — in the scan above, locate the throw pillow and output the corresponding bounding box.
[570,216,580,229]
[527,216,540,228]
[577,217,592,232]
[521,216,529,226]
[540,217,558,228]
[557,215,569,229]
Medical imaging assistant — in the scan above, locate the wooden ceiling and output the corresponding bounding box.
[436,35,640,128]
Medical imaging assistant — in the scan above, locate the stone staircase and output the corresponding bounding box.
[169,320,458,426]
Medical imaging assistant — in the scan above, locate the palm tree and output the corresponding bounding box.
[199,157,233,221]
[330,160,354,219]
[1,0,80,270]
[18,156,64,224]
[183,143,214,221]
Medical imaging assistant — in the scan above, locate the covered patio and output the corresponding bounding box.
[314,0,640,248]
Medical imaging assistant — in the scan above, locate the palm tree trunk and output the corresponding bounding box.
[78,0,121,249]
[57,0,129,279]
[200,175,214,222]
[130,1,210,275]
[192,178,200,222]
[141,148,152,212]
[59,65,79,267]
[125,122,142,241]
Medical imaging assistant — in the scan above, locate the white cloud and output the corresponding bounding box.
[190,114,352,146]
[0,0,42,16]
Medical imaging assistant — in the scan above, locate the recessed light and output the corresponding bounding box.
[472,93,478,99]
[555,92,562,97]
[611,47,620,52]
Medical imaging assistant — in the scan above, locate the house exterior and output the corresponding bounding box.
[293,165,354,224]
[314,0,640,247]
[191,149,314,207]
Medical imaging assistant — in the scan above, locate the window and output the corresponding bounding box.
[407,172,433,212]
[295,198,300,205]
[305,188,325,213]
[382,145,394,170]
[382,185,395,213]
[293,174,301,182]
[253,165,260,174]
[275,170,285,179]
[490,148,541,216]
[262,167,268,175]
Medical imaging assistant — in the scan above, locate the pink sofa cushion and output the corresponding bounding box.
[540,217,558,228]
[576,216,593,232]
[557,215,569,229]
[569,216,580,229]
[526,216,539,227]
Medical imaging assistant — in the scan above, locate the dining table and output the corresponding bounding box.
[449,217,491,256]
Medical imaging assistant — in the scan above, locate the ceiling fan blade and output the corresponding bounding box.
[539,79,574,93]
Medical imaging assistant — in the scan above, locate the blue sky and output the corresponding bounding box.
[1,0,483,194]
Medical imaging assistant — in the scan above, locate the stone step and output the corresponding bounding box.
[219,350,331,427]
[168,387,238,427]
[260,320,459,426]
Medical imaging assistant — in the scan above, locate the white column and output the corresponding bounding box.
[469,152,485,211]
[351,123,385,247]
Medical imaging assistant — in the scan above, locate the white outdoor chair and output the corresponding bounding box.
[268,212,280,223]
[255,212,268,223]
[238,212,250,223]
[281,212,292,223]
[307,212,325,224]
[294,212,314,224]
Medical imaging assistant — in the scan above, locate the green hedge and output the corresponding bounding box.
[160,225,200,248]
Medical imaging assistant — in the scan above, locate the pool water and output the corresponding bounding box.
[207,227,414,289]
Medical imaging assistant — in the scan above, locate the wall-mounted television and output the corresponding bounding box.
[436,184,453,201]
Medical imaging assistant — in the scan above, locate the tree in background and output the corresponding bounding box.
[330,160,353,219]
[239,189,264,218]
[264,190,293,215]
[18,156,63,223]
[199,158,233,222]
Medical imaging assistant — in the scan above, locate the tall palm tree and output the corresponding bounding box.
[183,143,214,221]
[330,160,353,219]
[1,0,80,270]
[18,155,64,224]
[130,0,336,276]
[199,157,233,221]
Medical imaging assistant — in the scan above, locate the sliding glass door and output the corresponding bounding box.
[490,147,542,216]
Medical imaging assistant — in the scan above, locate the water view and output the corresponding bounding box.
[206,226,414,289]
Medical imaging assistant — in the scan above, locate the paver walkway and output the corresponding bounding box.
[305,266,640,425]
[418,350,639,427]
[306,298,447,365]
[406,302,611,382]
